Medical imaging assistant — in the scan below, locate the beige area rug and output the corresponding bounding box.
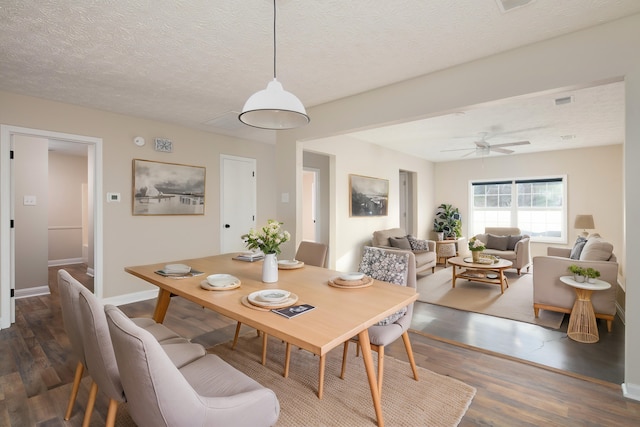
[210,335,476,427]
[417,267,565,329]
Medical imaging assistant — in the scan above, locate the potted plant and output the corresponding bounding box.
[433,204,462,240]
[568,265,586,283]
[585,267,601,284]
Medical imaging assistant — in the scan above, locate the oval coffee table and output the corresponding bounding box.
[447,256,513,294]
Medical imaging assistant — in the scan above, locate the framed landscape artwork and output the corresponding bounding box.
[349,174,389,217]
[132,159,206,215]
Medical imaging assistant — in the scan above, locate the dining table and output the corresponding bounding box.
[125,253,418,427]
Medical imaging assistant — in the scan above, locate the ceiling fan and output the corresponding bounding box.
[443,132,531,157]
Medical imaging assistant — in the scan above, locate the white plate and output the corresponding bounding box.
[206,274,240,287]
[339,272,365,281]
[278,260,299,266]
[164,264,191,274]
[253,289,291,302]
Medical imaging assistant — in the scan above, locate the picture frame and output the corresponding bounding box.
[349,174,389,217]
[132,159,205,215]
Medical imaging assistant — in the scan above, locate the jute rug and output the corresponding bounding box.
[211,335,476,427]
[417,267,564,329]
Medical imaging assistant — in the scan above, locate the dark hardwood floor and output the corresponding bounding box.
[0,264,637,426]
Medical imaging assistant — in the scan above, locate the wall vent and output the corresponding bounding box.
[554,96,574,106]
[495,0,535,13]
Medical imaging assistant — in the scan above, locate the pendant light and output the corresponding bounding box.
[239,0,310,129]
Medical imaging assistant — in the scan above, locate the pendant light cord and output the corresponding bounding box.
[273,0,277,79]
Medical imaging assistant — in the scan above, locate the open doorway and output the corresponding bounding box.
[399,170,415,235]
[0,125,102,329]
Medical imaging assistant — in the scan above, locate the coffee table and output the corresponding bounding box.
[447,256,513,294]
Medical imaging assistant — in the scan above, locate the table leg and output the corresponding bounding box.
[318,354,326,399]
[567,288,599,343]
[152,288,172,323]
[358,329,384,427]
[451,265,457,288]
[499,270,505,294]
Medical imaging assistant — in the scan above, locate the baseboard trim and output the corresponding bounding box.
[15,285,50,299]
[48,258,83,267]
[622,382,640,401]
[101,289,159,307]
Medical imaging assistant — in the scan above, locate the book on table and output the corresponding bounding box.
[233,252,265,262]
[272,304,315,319]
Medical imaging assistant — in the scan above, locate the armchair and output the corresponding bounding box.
[372,228,436,275]
[473,227,531,275]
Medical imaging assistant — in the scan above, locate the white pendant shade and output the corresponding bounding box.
[239,79,310,129]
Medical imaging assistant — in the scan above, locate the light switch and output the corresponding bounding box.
[23,195,36,206]
[281,192,289,203]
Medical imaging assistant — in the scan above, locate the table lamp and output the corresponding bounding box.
[574,214,595,237]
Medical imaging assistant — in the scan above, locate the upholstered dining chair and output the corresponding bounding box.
[340,246,419,395]
[105,304,280,427]
[231,241,328,366]
[59,269,203,426]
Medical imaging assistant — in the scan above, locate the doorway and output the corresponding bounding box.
[0,125,102,329]
[399,170,414,235]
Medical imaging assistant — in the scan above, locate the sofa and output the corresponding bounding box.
[533,235,618,331]
[473,227,531,275]
[372,228,436,275]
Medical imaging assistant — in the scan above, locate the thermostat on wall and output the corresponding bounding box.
[107,192,121,202]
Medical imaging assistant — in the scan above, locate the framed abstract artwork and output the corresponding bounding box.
[349,174,389,217]
[132,159,205,215]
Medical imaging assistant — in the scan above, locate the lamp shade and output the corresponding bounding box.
[574,214,595,230]
[239,79,310,129]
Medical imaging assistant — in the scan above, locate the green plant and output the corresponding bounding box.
[568,265,585,276]
[585,267,601,279]
[244,220,291,255]
[433,203,462,238]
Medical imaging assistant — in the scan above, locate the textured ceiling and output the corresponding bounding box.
[1,0,637,158]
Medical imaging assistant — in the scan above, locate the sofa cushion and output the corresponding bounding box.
[407,235,430,251]
[389,236,412,250]
[580,237,614,261]
[486,234,509,251]
[570,236,588,260]
[507,235,523,251]
[413,249,436,267]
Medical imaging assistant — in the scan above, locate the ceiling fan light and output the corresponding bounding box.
[239,79,310,129]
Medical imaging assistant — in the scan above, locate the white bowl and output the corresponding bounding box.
[206,274,238,287]
[339,272,365,281]
[257,289,291,302]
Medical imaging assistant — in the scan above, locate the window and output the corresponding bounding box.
[470,176,566,243]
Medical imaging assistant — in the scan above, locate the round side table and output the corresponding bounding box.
[435,241,457,267]
[559,276,611,343]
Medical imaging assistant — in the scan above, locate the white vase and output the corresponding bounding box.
[262,253,278,283]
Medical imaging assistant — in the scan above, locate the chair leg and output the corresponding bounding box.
[261,332,269,365]
[105,398,119,427]
[607,319,613,332]
[401,331,419,382]
[283,342,291,378]
[82,381,99,427]
[64,361,84,420]
[517,268,521,275]
[340,341,350,379]
[533,307,540,318]
[232,322,242,350]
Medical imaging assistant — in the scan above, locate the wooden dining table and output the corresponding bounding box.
[125,253,417,427]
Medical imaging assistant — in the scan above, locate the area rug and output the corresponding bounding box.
[210,335,476,427]
[416,268,564,329]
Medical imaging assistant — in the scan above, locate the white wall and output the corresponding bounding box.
[434,144,624,283]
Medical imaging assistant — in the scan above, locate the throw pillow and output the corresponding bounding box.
[570,236,588,260]
[376,307,408,326]
[580,237,614,261]
[389,236,412,250]
[507,235,523,251]
[486,234,509,251]
[407,235,430,251]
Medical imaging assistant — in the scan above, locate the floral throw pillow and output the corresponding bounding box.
[359,247,410,326]
[407,235,430,251]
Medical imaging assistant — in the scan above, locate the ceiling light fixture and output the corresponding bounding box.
[239,0,309,130]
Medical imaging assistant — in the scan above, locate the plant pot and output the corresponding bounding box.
[436,232,444,241]
[574,274,586,283]
[587,277,596,284]
[472,250,482,263]
[262,253,278,283]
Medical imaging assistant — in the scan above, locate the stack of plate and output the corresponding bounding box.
[328,272,373,289]
[164,264,191,274]
[200,274,241,291]
[246,289,298,309]
[277,259,304,270]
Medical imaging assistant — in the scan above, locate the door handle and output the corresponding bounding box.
[224,224,231,228]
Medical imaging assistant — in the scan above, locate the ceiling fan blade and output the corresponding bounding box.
[461,150,477,158]
[491,140,530,148]
[491,147,515,154]
[474,140,490,148]
[441,147,475,152]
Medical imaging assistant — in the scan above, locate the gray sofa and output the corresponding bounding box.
[372,228,436,275]
[533,236,618,331]
[473,227,531,275]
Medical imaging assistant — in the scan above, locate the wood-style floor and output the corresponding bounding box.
[0,264,638,426]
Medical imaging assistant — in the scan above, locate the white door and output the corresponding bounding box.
[399,171,409,233]
[220,155,256,253]
[302,168,319,241]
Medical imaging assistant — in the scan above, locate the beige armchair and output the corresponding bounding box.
[372,228,436,275]
[533,244,618,331]
[473,227,531,275]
